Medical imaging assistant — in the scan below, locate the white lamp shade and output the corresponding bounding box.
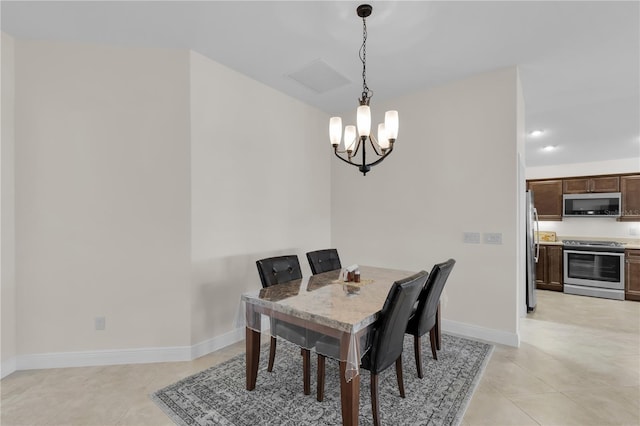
[344,125,357,151]
[357,105,371,138]
[377,123,390,149]
[385,110,399,140]
[330,117,342,145]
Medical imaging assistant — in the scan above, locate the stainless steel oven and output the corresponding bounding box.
[563,240,625,300]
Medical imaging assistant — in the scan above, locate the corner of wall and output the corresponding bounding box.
[1,30,17,374]
[1,357,17,379]
[442,319,520,348]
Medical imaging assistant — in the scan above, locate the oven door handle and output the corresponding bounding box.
[563,249,625,257]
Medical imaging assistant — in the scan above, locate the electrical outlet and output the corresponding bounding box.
[483,232,503,244]
[463,232,481,244]
[95,316,106,331]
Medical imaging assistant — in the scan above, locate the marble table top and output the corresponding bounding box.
[242,265,415,334]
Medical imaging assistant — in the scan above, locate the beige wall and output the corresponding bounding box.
[4,39,331,368]
[5,36,522,371]
[189,51,331,346]
[1,32,17,375]
[331,67,522,345]
[14,40,192,355]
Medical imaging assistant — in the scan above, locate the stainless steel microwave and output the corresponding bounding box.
[563,192,621,217]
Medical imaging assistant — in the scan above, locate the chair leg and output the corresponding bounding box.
[395,356,405,398]
[435,302,442,350]
[268,336,277,372]
[429,328,438,360]
[371,373,380,426]
[317,354,326,402]
[413,334,423,379]
[302,348,311,395]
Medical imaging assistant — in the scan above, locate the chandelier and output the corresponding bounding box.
[329,4,398,176]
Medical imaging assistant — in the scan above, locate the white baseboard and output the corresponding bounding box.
[191,327,245,359]
[6,327,250,373]
[16,345,193,371]
[441,319,520,347]
[5,320,517,374]
[1,356,17,379]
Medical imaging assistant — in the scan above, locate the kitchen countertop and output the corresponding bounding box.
[538,240,564,246]
[537,236,640,249]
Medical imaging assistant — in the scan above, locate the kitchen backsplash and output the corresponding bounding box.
[539,217,640,239]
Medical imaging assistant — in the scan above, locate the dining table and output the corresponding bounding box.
[241,265,420,426]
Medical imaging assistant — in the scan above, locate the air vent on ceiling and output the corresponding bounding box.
[287,59,350,94]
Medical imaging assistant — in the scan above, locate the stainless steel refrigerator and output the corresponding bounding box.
[526,190,540,312]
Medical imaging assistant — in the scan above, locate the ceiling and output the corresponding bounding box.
[2,1,639,168]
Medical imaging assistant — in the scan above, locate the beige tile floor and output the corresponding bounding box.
[2,290,639,425]
[463,290,640,426]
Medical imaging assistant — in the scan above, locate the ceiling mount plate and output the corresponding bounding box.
[357,4,372,18]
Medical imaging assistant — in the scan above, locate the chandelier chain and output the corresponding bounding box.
[359,15,372,102]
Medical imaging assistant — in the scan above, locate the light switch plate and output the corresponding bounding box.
[463,232,481,244]
[483,232,503,244]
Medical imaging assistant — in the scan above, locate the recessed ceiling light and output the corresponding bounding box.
[542,145,557,152]
[529,130,545,137]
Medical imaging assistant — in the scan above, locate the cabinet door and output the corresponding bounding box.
[564,176,619,193]
[535,245,547,286]
[547,245,563,289]
[563,178,590,194]
[528,180,563,221]
[536,245,563,291]
[625,250,640,301]
[620,175,640,221]
[591,176,619,193]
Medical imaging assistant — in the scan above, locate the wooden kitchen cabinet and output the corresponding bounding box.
[563,176,620,194]
[528,179,563,221]
[625,249,640,301]
[620,175,640,222]
[535,244,563,291]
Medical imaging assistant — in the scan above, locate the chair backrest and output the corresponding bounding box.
[306,249,342,274]
[256,255,303,288]
[367,270,428,374]
[413,258,456,335]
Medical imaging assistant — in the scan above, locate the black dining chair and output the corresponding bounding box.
[405,258,456,378]
[256,255,318,395]
[315,270,428,426]
[306,248,342,274]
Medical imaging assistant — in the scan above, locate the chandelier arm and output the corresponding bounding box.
[334,142,394,174]
[334,147,359,166]
[363,145,394,168]
[350,138,364,158]
[367,135,384,157]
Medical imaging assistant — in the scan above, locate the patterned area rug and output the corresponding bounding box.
[151,334,493,426]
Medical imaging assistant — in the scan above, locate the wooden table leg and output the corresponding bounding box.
[339,360,359,426]
[246,326,260,391]
[435,301,441,350]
